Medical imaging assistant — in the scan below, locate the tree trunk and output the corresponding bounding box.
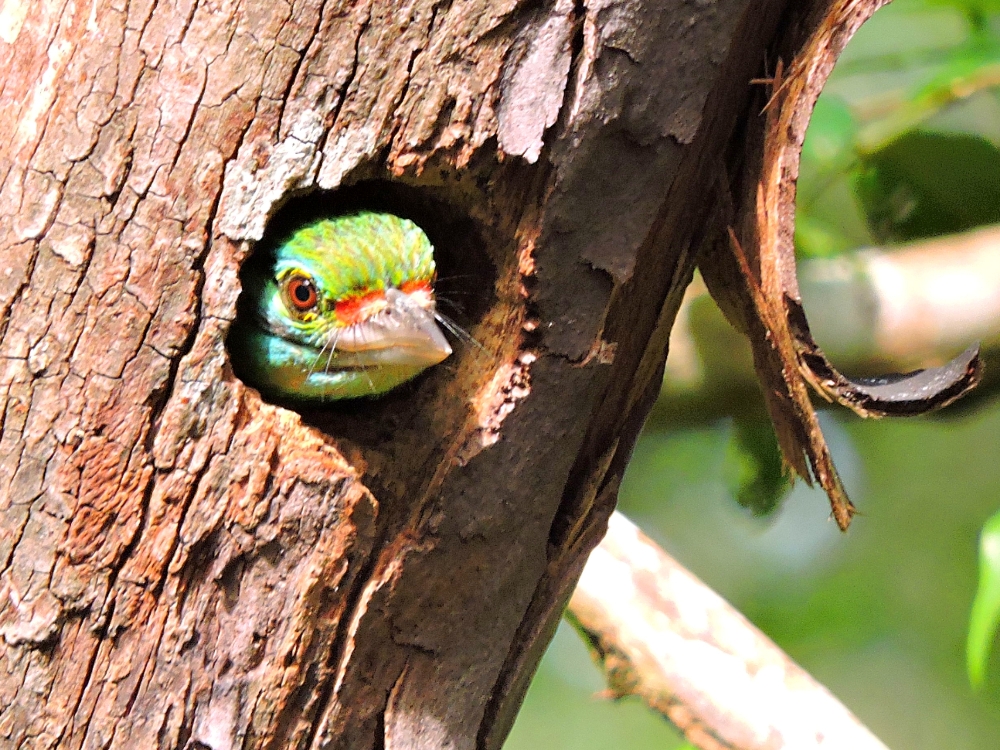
[0,0,825,747]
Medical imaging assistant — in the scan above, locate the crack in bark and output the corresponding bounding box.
[314,3,371,170]
[275,0,338,140]
[60,597,117,748]
[0,238,41,344]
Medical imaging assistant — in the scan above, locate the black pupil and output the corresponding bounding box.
[293,281,313,303]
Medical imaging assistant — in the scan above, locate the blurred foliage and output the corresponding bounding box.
[507,0,1000,748]
[796,0,1000,259]
[724,415,793,517]
[969,510,1000,688]
[854,131,1000,241]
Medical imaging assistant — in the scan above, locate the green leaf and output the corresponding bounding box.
[723,418,792,517]
[795,196,870,260]
[795,213,851,259]
[797,96,866,260]
[858,40,1000,149]
[802,95,858,173]
[853,130,1000,242]
[967,508,1000,689]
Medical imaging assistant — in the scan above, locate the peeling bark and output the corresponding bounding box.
[0,1,859,748]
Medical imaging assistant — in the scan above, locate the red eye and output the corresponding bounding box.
[284,275,318,312]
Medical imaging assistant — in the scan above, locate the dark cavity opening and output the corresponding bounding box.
[227,179,497,430]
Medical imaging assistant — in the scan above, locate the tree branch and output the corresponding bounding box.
[569,512,889,750]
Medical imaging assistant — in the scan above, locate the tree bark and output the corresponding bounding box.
[0,0,834,748]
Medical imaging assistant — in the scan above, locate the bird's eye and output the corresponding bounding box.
[283,275,318,313]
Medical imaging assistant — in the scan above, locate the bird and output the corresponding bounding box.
[229,211,452,401]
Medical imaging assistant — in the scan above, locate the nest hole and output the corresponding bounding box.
[226,175,515,490]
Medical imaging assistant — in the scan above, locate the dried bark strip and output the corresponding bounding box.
[700,0,980,531]
[660,226,1000,427]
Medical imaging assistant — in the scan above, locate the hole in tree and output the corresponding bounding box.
[227,178,500,466]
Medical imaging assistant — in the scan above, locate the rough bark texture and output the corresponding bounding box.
[0,0,832,748]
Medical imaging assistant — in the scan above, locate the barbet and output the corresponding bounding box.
[230,212,452,400]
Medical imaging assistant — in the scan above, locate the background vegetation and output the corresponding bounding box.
[506,1,1000,747]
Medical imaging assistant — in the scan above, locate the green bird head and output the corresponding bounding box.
[230,211,452,400]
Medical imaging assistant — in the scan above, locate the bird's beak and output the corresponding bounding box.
[333,288,452,368]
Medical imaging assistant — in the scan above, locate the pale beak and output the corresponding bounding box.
[333,287,452,367]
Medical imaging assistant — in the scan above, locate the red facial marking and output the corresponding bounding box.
[335,289,386,325]
[332,280,435,325]
[399,279,432,295]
